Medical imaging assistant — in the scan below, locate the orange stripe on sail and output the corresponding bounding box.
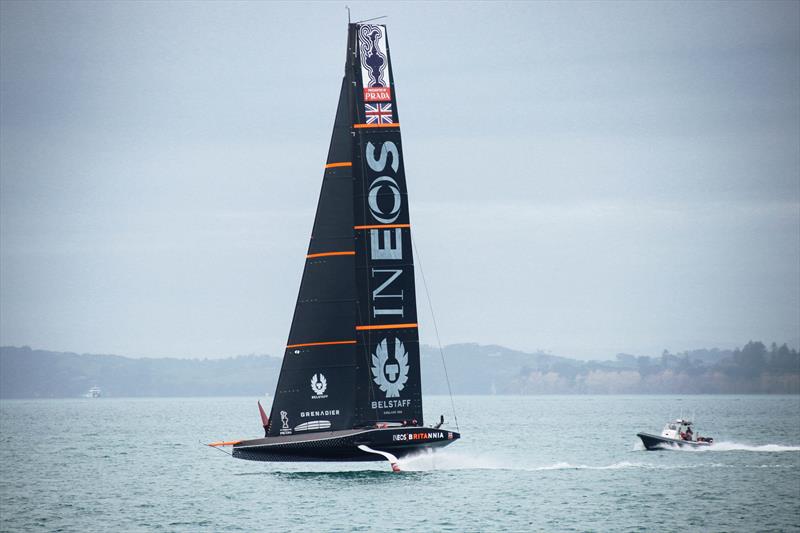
[355,323,418,331]
[208,440,241,447]
[353,123,400,129]
[353,224,411,230]
[286,340,357,349]
[324,162,352,168]
[306,251,356,259]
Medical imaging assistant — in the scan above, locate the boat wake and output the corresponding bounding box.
[231,449,794,475]
[400,450,507,471]
[523,461,793,471]
[680,441,800,453]
[524,461,665,471]
[397,451,793,472]
[633,437,800,453]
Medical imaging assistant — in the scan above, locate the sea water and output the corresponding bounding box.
[1,395,798,532]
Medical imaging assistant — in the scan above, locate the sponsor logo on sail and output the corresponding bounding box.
[364,102,394,124]
[371,338,409,398]
[364,140,406,317]
[371,399,411,409]
[358,24,392,102]
[310,373,328,398]
[300,409,340,418]
[279,410,291,435]
[367,175,401,224]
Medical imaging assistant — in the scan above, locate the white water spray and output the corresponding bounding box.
[686,441,800,452]
[397,445,799,473]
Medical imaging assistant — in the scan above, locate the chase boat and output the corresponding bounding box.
[637,419,714,450]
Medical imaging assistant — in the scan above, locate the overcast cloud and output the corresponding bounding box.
[1,1,798,359]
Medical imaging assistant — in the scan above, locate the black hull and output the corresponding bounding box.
[232,426,460,462]
[637,432,711,450]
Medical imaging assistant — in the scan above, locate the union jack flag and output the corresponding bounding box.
[364,103,393,124]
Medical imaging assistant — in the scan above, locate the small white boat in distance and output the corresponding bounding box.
[85,387,101,398]
[638,419,714,450]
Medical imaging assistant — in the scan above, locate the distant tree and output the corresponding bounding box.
[661,352,679,369]
[677,354,692,373]
[770,344,799,373]
[729,341,768,378]
[637,355,656,377]
[616,353,637,367]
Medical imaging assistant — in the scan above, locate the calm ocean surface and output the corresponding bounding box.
[1,395,798,532]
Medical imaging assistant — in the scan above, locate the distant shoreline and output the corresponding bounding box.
[2,341,798,398]
[3,393,799,401]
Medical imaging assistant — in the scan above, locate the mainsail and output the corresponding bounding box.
[267,23,423,437]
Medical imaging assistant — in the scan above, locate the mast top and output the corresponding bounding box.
[353,15,387,24]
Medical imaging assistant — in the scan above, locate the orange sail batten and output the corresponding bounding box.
[306,251,356,259]
[353,224,411,230]
[353,123,400,129]
[324,162,352,168]
[286,340,357,349]
[355,323,419,331]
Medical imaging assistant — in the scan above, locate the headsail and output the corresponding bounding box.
[268,23,422,438]
[267,76,359,437]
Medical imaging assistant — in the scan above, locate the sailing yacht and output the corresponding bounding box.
[211,23,460,469]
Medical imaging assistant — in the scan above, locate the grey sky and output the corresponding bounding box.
[1,1,798,359]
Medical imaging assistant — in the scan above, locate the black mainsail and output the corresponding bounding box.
[352,24,423,428]
[268,22,421,437]
[216,23,458,465]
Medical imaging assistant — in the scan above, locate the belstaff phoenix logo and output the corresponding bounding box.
[371,338,409,398]
[310,373,328,397]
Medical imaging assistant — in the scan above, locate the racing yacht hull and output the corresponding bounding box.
[232,426,460,462]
